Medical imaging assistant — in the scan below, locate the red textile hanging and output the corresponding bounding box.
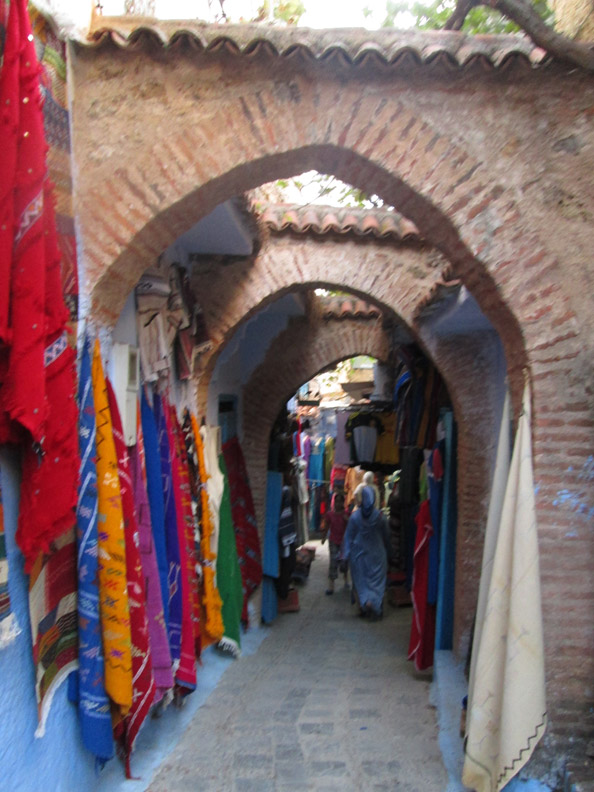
[165,403,197,692]
[408,500,436,672]
[107,380,156,776]
[222,436,263,624]
[171,408,201,657]
[0,0,78,570]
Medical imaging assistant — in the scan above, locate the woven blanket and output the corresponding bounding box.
[70,337,113,761]
[107,379,156,773]
[222,437,262,624]
[140,389,170,634]
[154,393,182,664]
[191,413,223,649]
[0,474,21,648]
[29,528,78,737]
[91,339,132,716]
[167,406,197,692]
[29,5,77,324]
[408,499,436,672]
[463,383,546,791]
[180,410,202,655]
[131,405,173,702]
[261,472,283,624]
[216,454,243,657]
[0,0,78,570]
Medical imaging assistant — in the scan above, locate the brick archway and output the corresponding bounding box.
[192,231,457,409]
[236,299,502,654]
[72,34,594,762]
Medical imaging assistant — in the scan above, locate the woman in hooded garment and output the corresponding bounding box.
[343,485,391,620]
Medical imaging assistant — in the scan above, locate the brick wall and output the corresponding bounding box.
[241,312,391,532]
[71,41,594,772]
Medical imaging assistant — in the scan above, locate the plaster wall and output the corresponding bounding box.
[0,449,96,792]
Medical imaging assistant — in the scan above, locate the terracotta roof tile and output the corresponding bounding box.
[258,203,421,242]
[83,19,555,72]
[320,295,381,321]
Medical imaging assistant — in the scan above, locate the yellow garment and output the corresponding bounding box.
[463,383,546,791]
[375,413,399,465]
[91,340,133,715]
[191,413,224,647]
[344,466,364,511]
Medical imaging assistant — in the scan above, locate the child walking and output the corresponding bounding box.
[322,492,349,595]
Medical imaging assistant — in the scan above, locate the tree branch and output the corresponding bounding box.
[443,0,480,31]
[445,0,594,71]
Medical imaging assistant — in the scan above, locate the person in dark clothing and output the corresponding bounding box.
[276,484,297,600]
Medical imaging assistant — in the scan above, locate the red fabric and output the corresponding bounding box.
[165,404,197,692]
[408,500,436,671]
[325,510,348,546]
[222,436,262,624]
[0,0,77,569]
[106,380,156,770]
[171,409,201,658]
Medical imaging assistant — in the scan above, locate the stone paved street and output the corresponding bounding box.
[149,541,449,792]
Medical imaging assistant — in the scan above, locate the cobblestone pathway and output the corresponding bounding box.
[149,541,449,792]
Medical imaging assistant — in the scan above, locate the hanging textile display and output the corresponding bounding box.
[28,6,78,325]
[0,476,20,648]
[467,391,510,715]
[200,424,225,559]
[165,406,196,692]
[131,407,173,701]
[191,414,224,648]
[261,472,283,624]
[69,337,113,762]
[216,453,243,657]
[0,0,78,571]
[29,529,78,737]
[153,393,182,665]
[222,437,262,624]
[463,383,546,792]
[107,380,156,773]
[140,389,170,632]
[91,340,132,717]
[408,499,436,672]
[172,410,201,659]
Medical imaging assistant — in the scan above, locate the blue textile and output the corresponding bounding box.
[153,394,182,662]
[70,337,114,762]
[261,472,283,623]
[141,390,170,631]
[343,487,390,615]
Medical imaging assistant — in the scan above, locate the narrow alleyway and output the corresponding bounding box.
[149,541,450,792]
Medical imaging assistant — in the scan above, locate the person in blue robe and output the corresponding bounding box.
[343,485,390,620]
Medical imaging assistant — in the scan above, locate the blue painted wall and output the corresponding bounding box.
[0,448,96,792]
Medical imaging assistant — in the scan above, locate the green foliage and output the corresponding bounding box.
[274,173,386,209]
[381,0,553,35]
[256,0,306,25]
